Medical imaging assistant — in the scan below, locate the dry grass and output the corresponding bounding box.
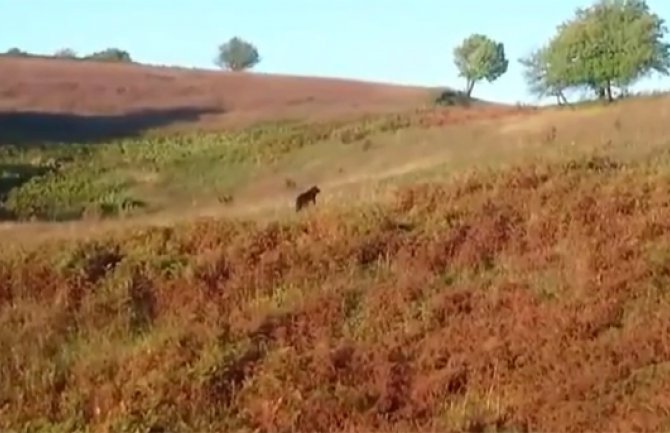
[0,102,532,243]
[5,151,670,432]
[2,92,668,248]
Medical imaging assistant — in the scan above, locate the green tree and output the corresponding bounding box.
[533,0,670,103]
[453,34,508,97]
[85,48,132,63]
[215,37,260,71]
[4,47,29,57]
[519,46,571,105]
[54,48,77,59]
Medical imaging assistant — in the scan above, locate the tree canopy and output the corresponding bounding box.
[215,37,260,72]
[453,34,509,97]
[4,47,28,57]
[54,48,77,59]
[518,46,572,105]
[85,48,133,63]
[521,0,670,102]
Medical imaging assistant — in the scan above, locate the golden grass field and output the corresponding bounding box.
[3,57,670,432]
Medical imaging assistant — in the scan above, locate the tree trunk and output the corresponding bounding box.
[465,79,475,97]
[605,80,613,103]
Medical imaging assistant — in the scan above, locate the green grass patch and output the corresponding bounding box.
[0,110,441,222]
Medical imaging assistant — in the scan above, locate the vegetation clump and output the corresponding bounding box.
[215,36,261,71]
[453,33,509,97]
[519,0,670,103]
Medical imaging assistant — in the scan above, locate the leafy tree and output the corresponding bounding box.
[518,47,570,105]
[528,0,670,103]
[54,48,77,59]
[215,37,260,71]
[453,34,508,97]
[85,48,132,63]
[4,47,29,57]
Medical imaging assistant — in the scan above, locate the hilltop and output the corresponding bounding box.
[0,56,455,136]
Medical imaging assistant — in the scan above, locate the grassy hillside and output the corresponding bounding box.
[4,58,670,432]
[5,148,670,432]
[0,104,526,224]
[1,91,668,245]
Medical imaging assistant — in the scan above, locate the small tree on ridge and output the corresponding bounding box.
[54,48,77,59]
[5,47,28,57]
[85,48,132,63]
[215,37,260,71]
[453,34,509,97]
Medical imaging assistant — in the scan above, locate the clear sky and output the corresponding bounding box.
[3,0,670,104]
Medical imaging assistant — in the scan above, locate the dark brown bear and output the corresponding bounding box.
[295,185,320,212]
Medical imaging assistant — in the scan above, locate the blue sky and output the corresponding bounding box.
[3,0,670,104]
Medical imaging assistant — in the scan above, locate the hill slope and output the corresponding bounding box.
[0,57,443,132]
[0,56,529,238]
[5,150,670,432]
[5,54,670,433]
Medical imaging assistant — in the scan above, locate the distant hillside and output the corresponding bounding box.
[0,57,454,132]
